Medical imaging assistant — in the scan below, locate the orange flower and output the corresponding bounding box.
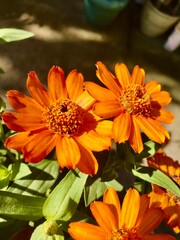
[85,62,174,153]
[2,66,113,175]
[147,150,180,233]
[68,187,175,240]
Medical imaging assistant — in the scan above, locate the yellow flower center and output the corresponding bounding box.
[42,99,84,136]
[120,84,152,116]
[110,227,141,240]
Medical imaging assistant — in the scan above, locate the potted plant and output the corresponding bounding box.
[84,0,129,28]
[140,0,180,37]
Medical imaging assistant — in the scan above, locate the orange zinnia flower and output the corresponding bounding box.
[85,61,174,153]
[147,150,180,233]
[68,187,175,240]
[2,66,113,175]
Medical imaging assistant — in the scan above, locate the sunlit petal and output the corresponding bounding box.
[145,80,161,93]
[151,91,172,106]
[75,90,96,110]
[129,116,143,153]
[156,109,174,124]
[131,65,145,85]
[115,63,130,88]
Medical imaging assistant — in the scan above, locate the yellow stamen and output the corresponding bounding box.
[120,84,153,116]
[42,99,84,136]
[110,227,141,240]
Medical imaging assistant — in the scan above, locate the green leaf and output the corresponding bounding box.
[8,159,60,196]
[132,165,180,197]
[0,191,45,220]
[0,163,11,189]
[31,223,64,240]
[43,170,88,221]
[8,162,31,180]
[84,177,123,206]
[0,28,34,43]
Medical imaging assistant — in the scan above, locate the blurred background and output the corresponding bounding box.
[0,0,180,160]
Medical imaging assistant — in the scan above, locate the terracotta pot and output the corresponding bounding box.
[140,0,180,37]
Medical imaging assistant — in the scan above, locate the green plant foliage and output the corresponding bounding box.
[31,223,64,240]
[0,191,45,221]
[8,159,60,196]
[43,170,88,221]
[132,165,180,197]
[0,163,11,189]
[0,28,34,43]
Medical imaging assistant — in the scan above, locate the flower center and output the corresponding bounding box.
[110,227,141,240]
[42,99,84,136]
[120,84,152,116]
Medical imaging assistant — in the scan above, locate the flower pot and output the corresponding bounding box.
[140,0,180,37]
[84,0,129,28]
[164,20,180,51]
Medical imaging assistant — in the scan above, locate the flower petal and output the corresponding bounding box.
[66,70,84,101]
[156,109,174,124]
[90,201,118,234]
[48,66,67,101]
[56,136,80,169]
[5,132,31,152]
[23,130,57,163]
[2,112,44,132]
[115,63,130,88]
[112,112,131,143]
[26,71,49,107]
[91,120,113,138]
[76,130,111,152]
[68,222,107,240]
[96,61,121,96]
[85,81,118,101]
[145,80,161,94]
[75,90,96,111]
[76,143,98,175]
[6,90,44,113]
[151,91,172,106]
[93,101,123,118]
[129,116,143,153]
[138,208,163,236]
[120,188,140,229]
[131,65,145,85]
[103,187,121,228]
[135,116,169,143]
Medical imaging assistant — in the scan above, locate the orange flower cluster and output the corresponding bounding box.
[68,187,176,240]
[2,62,174,175]
[147,150,180,234]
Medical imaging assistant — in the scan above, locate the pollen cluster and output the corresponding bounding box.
[110,227,141,240]
[120,84,152,116]
[42,99,84,136]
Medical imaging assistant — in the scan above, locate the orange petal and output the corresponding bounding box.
[5,132,31,152]
[75,90,96,111]
[131,65,145,85]
[129,116,143,153]
[115,63,130,88]
[103,187,121,228]
[136,195,150,226]
[6,90,44,113]
[93,101,123,118]
[85,81,118,101]
[156,109,174,124]
[76,142,98,175]
[138,208,163,236]
[2,112,44,132]
[66,70,84,101]
[48,66,67,101]
[26,71,49,107]
[135,116,169,143]
[90,201,118,234]
[92,120,113,138]
[145,80,161,94]
[68,222,107,240]
[120,188,140,229]
[23,130,57,163]
[112,112,131,143]
[56,136,80,169]
[76,130,111,152]
[151,91,172,106]
[96,61,121,96]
